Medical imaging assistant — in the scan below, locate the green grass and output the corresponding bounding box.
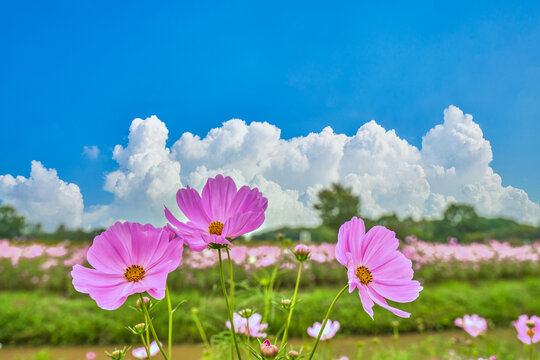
[0,277,539,346]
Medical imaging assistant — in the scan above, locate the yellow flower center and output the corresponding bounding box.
[356,265,373,285]
[527,329,535,337]
[124,265,146,282]
[208,221,224,235]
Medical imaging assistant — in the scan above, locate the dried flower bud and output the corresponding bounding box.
[526,319,536,328]
[260,339,279,358]
[136,296,151,310]
[134,323,146,332]
[239,308,253,318]
[287,350,299,359]
[293,244,311,262]
[391,320,399,327]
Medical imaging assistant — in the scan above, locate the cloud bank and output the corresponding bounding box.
[1,106,539,230]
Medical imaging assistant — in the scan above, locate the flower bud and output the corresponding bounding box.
[526,319,536,328]
[105,346,129,360]
[391,320,399,327]
[136,296,151,310]
[190,307,199,314]
[293,244,311,262]
[281,298,292,310]
[135,323,146,332]
[287,350,299,359]
[239,308,254,318]
[260,339,279,358]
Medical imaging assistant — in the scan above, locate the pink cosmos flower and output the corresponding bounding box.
[307,319,340,340]
[132,341,161,358]
[335,217,422,319]
[226,312,268,338]
[513,314,540,344]
[455,314,487,337]
[71,222,182,310]
[85,352,96,360]
[165,175,268,251]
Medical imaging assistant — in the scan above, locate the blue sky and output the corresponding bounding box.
[1,1,540,227]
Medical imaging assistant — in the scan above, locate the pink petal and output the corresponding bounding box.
[370,253,413,281]
[71,265,129,310]
[224,211,265,238]
[336,217,365,266]
[176,187,211,226]
[228,186,268,214]
[361,226,398,268]
[358,286,375,319]
[366,287,411,318]
[86,222,133,273]
[201,175,238,221]
[370,279,422,303]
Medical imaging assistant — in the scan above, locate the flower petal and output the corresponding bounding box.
[370,279,422,303]
[336,217,365,266]
[366,286,411,318]
[224,211,265,238]
[201,175,238,221]
[358,286,374,319]
[360,226,398,268]
[176,186,211,227]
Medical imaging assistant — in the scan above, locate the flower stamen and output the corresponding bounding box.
[208,221,224,235]
[124,265,146,282]
[356,265,373,285]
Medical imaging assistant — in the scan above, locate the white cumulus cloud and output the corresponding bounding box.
[0,161,84,229]
[1,105,539,229]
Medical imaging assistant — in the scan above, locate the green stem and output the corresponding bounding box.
[307,285,348,360]
[263,262,280,323]
[139,294,169,360]
[246,316,251,359]
[191,311,210,347]
[139,333,151,360]
[529,342,533,360]
[166,284,173,359]
[219,249,243,360]
[226,247,235,311]
[280,262,303,349]
[143,303,151,359]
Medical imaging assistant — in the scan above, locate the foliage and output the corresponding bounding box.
[0,205,26,238]
[0,278,539,346]
[313,183,361,231]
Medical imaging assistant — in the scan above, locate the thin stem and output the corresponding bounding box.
[191,311,210,347]
[166,284,173,360]
[246,316,251,359]
[139,333,151,360]
[307,285,348,360]
[219,249,243,360]
[529,339,533,360]
[263,262,280,323]
[226,247,235,311]
[143,303,151,359]
[280,262,303,349]
[139,294,169,360]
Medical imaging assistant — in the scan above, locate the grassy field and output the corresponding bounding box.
[1,277,539,346]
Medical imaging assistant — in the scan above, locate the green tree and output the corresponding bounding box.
[313,183,360,230]
[0,205,26,238]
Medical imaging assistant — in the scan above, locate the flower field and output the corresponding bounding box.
[1,237,539,293]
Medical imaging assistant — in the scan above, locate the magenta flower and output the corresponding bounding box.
[71,222,182,310]
[226,312,268,338]
[132,341,161,359]
[307,319,340,340]
[335,217,422,319]
[85,352,96,360]
[513,314,540,344]
[165,175,268,251]
[455,314,487,337]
